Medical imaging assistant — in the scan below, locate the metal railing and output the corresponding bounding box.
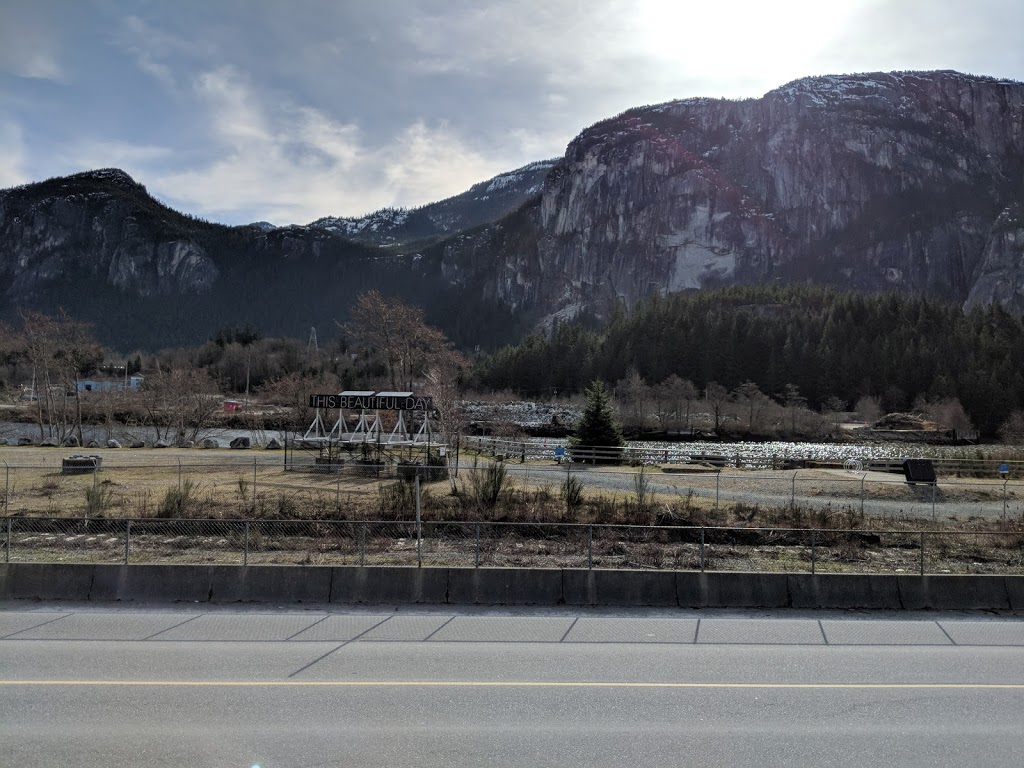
[4,516,1023,575]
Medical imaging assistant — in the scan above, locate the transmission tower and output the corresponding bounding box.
[307,326,319,354]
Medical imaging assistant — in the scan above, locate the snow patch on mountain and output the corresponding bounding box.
[305,159,557,247]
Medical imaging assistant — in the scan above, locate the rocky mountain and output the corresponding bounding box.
[0,168,528,350]
[3,70,1024,350]
[435,70,1024,324]
[305,159,556,247]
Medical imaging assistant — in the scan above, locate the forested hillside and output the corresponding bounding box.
[473,286,1024,435]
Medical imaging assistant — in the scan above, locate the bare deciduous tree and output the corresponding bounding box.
[19,310,103,444]
[614,367,649,430]
[732,380,770,433]
[344,290,446,391]
[855,395,883,425]
[704,381,730,432]
[653,374,698,433]
[780,383,808,435]
[261,370,341,432]
[424,347,468,493]
[141,366,221,444]
[915,396,975,434]
[822,395,847,434]
[999,411,1024,445]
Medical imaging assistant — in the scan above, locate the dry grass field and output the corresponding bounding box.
[3,445,1024,576]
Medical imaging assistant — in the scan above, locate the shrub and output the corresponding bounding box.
[632,465,651,511]
[464,460,511,511]
[379,480,418,517]
[158,480,196,518]
[561,474,585,515]
[84,485,115,517]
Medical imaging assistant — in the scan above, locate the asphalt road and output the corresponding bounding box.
[2,605,1024,768]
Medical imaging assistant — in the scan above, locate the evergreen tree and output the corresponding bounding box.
[574,380,623,459]
[471,285,1024,437]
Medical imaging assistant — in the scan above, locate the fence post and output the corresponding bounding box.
[177,459,182,492]
[919,531,925,576]
[699,527,705,572]
[566,460,571,517]
[415,475,422,567]
[810,529,816,574]
[715,472,720,511]
[931,481,937,521]
[243,521,249,566]
[3,461,8,516]
[1003,480,1008,520]
[253,458,258,506]
[360,522,366,567]
[336,473,341,513]
[860,474,866,516]
[5,517,10,563]
[475,523,480,568]
[124,520,132,565]
[587,525,593,569]
[791,472,797,509]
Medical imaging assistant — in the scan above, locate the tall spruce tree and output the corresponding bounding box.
[574,380,623,460]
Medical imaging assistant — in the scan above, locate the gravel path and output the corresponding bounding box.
[496,464,1024,522]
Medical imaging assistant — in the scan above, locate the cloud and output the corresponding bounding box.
[809,0,1024,78]
[113,15,207,92]
[383,121,508,208]
[391,0,866,154]
[61,140,172,171]
[0,121,29,187]
[9,0,1024,228]
[150,67,515,224]
[0,5,63,80]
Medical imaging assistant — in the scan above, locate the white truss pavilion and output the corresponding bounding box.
[303,390,436,446]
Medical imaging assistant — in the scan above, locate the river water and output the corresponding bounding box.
[497,436,1018,463]
[0,420,1016,462]
[0,421,283,447]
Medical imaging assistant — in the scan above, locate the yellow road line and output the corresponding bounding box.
[1,680,1023,689]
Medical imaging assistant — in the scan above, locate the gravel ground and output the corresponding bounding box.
[501,464,1024,523]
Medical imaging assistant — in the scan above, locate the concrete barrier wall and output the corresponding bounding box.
[0,564,1021,611]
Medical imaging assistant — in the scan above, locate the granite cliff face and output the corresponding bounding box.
[437,70,1024,321]
[3,70,1024,349]
[965,203,1024,311]
[0,169,220,298]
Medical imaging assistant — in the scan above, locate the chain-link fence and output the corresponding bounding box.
[491,463,1024,522]
[4,456,1024,523]
[4,516,1024,574]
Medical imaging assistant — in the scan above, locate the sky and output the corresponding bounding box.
[1,0,1022,225]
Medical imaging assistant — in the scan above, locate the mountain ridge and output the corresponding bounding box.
[3,69,1024,350]
[438,68,1024,325]
[303,158,556,247]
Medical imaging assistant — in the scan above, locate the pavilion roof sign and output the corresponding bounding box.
[308,391,433,411]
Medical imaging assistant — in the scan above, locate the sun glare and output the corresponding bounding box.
[634,0,862,93]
